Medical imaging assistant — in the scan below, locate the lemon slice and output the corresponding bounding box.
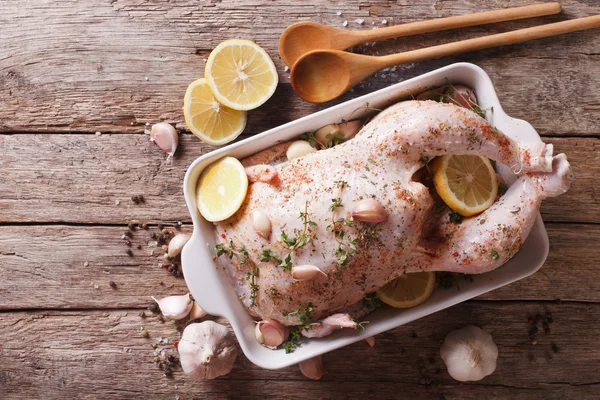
[196,156,248,222]
[432,155,498,217]
[183,78,247,146]
[205,39,278,111]
[376,272,436,309]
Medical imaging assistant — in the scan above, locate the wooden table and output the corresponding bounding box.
[1,1,599,398]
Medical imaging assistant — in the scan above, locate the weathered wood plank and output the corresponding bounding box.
[1,135,597,224]
[1,303,598,399]
[1,0,598,135]
[0,224,597,309]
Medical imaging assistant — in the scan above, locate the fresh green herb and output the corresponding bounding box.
[214,240,249,264]
[489,159,497,170]
[283,328,301,353]
[492,126,499,135]
[281,201,317,252]
[324,132,345,148]
[245,266,259,307]
[299,131,318,148]
[490,249,500,262]
[261,249,281,263]
[363,293,383,309]
[498,182,508,196]
[449,212,463,224]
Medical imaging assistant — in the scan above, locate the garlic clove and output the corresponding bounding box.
[179,321,238,380]
[286,140,317,161]
[440,325,498,382]
[255,320,290,349]
[338,119,363,141]
[252,211,272,239]
[364,336,375,347]
[151,293,193,320]
[167,233,191,258]
[314,124,340,144]
[299,355,324,380]
[189,301,207,320]
[291,265,327,281]
[351,198,387,223]
[150,122,178,158]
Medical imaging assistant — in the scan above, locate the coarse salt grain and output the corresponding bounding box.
[342,20,348,27]
[336,11,342,16]
[94,285,99,289]
[145,76,149,81]
[84,261,89,267]
[115,200,120,205]
[95,131,101,136]
[355,18,365,25]
[284,66,289,72]
[381,19,388,25]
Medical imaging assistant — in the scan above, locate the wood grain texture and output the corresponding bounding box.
[0,224,598,309]
[1,302,599,399]
[0,0,599,135]
[1,134,597,224]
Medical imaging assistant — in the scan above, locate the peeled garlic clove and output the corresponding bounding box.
[179,321,238,380]
[338,120,363,141]
[314,124,340,144]
[286,140,317,161]
[299,355,324,380]
[365,336,375,347]
[252,211,272,239]
[189,301,207,320]
[351,199,387,223]
[291,265,327,281]
[151,293,193,320]
[255,320,290,349]
[150,122,178,158]
[167,233,191,258]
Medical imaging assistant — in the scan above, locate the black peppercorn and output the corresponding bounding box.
[158,223,164,230]
[137,244,142,250]
[151,232,157,239]
[126,249,133,257]
[125,239,131,246]
[131,195,140,204]
[128,223,136,231]
[109,281,117,288]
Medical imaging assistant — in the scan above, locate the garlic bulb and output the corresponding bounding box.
[150,122,178,159]
[440,325,498,382]
[178,321,238,380]
[314,124,340,144]
[167,233,191,258]
[254,320,290,349]
[338,119,362,141]
[252,211,272,239]
[151,294,193,320]
[189,301,207,320]
[299,355,324,380]
[351,199,387,223]
[291,265,327,281]
[286,140,317,160]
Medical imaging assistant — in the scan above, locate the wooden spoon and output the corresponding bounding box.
[290,15,600,103]
[279,3,562,66]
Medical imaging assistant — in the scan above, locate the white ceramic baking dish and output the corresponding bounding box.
[182,62,549,370]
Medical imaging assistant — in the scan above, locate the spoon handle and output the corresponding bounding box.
[378,15,600,68]
[352,3,561,45]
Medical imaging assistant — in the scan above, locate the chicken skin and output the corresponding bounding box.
[213,100,572,328]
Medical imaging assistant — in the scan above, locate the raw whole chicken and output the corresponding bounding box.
[212,100,572,334]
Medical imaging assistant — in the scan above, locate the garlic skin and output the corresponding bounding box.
[254,320,290,349]
[151,294,193,320]
[252,211,272,239]
[440,325,498,382]
[314,124,340,144]
[189,301,207,320]
[286,140,317,160]
[337,120,362,141]
[167,233,191,258]
[291,265,327,281]
[351,199,387,223]
[299,355,324,380]
[178,321,238,380]
[364,336,375,347]
[150,122,178,159]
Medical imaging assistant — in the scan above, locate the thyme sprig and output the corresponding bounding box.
[282,303,317,354]
[327,181,358,267]
[246,266,259,307]
[215,240,249,265]
[417,79,493,118]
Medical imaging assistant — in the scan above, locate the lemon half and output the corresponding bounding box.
[376,272,436,309]
[183,78,247,146]
[205,39,278,111]
[196,156,248,222]
[432,155,498,217]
